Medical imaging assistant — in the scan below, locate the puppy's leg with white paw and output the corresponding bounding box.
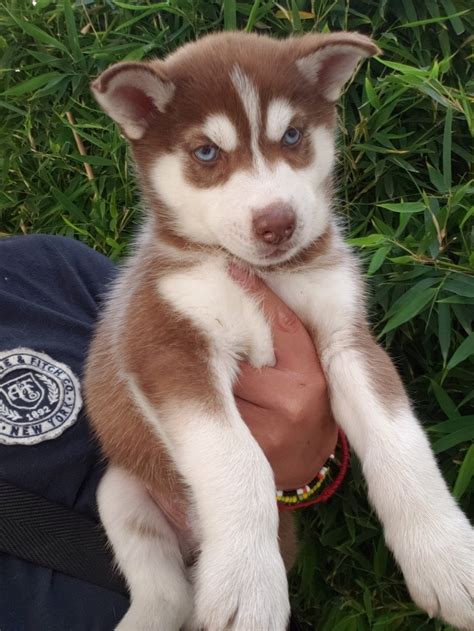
[98,466,193,631]
[163,399,290,631]
[313,288,472,627]
[326,337,474,629]
[269,263,473,629]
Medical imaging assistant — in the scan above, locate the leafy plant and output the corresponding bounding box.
[0,1,472,629]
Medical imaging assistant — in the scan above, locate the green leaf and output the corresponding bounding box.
[363,587,373,624]
[438,296,474,305]
[427,164,447,193]
[441,0,466,34]
[368,246,390,275]
[112,1,175,10]
[347,234,386,247]
[377,202,426,214]
[429,416,474,435]
[63,0,83,63]
[68,154,116,166]
[375,59,427,77]
[385,277,439,320]
[364,76,380,108]
[443,275,474,298]
[373,538,388,580]
[443,106,453,190]
[245,0,261,32]
[396,9,469,29]
[2,72,62,96]
[7,12,68,53]
[430,380,457,418]
[380,287,436,335]
[289,0,303,32]
[432,427,474,454]
[437,303,451,364]
[223,0,237,30]
[447,333,474,370]
[453,445,474,499]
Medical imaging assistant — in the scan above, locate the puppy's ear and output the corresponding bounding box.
[91,62,175,140]
[296,32,380,102]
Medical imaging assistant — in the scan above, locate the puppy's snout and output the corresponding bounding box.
[252,203,296,245]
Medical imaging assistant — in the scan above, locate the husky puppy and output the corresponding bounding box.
[85,32,474,631]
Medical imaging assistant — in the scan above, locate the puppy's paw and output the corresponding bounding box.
[116,586,193,631]
[194,540,289,630]
[247,337,276,370]
[396,515,474,630]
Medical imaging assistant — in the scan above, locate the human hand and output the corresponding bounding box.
[228,264,338,490]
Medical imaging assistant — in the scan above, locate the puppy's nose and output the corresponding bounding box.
[252,203,296,245]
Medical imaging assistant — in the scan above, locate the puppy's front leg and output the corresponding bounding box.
[268,266,473,629]
[323,332,473,629]
[128,377,289,631]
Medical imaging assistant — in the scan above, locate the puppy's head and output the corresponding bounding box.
[92,32,379,266]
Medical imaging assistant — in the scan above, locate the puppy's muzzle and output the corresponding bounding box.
[252,203,296,246]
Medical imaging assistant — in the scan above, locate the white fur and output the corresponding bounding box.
[98,466,193,630]
[157,256,274,367]
[230,66,261,161]
[123,326,289,629]
[165,402,289,631]
[202,113,239,152]
[266,98,296,142]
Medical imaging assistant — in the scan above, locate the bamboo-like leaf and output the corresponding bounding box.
[289,0,303,31]
[396,10,469,29]
[380,288,436,336]
[3,72,62,96]
[444,275,474,298]
[447,333,474,370]
[245,0,261,32]
[347,234,386,247]
[7,12,68,53]
[443,106,453,190]
[368,245,390,275]
[113,1,175,10]
[453,445,474,499]
[63,0,83,63]
[378,202,425,214]
[432,427,474,453]
[430,379,457,418]
[437,303,451,364]
[223,0,237,30]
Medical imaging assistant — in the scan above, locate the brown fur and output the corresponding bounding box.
[84,252,219,507]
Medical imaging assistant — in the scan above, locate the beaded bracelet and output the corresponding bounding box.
[276,430,349,511]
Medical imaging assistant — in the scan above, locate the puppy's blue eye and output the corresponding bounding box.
[282,127,302,146]
[194,144,219,162]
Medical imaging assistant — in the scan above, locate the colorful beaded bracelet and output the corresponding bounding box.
[276,430,349,511]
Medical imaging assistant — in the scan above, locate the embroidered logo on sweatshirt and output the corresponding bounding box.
[0,348,82,445]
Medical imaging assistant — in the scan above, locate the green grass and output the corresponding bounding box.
[1,1,472,629]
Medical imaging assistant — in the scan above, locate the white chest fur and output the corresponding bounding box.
[157,256,276,370]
